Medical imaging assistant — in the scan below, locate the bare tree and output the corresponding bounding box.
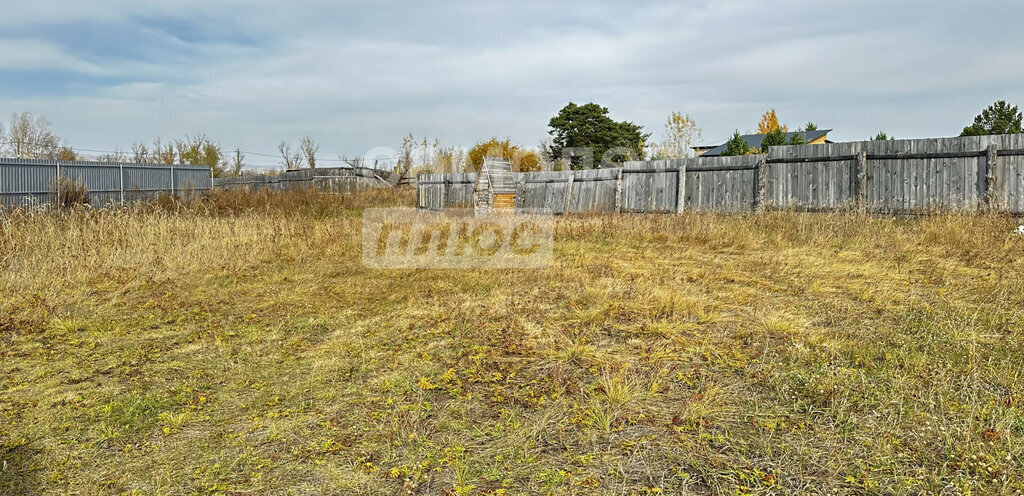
[131,142,149,163]
[97,149,127,163]
[432,141,466,173]
[299,136,319,169]
[278,141,302,170]
[174,139,189,166]
[340,155,363,168]
[0,122,6,156]
[150,138,175,164]
[395,133,416,179]
[7,111,64,159]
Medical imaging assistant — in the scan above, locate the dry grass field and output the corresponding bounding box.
[1,189,1023,495]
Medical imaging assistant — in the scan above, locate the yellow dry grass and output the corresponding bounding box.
[1,189,1023,495]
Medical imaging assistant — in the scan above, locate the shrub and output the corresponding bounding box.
[49,176,91,209]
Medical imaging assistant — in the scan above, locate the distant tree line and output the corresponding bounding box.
[0,111,334,178]
[0,112,76,161]
[2,99,1021,177]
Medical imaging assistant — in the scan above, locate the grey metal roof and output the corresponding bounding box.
[483,158,516,194]
[700,129,831,156]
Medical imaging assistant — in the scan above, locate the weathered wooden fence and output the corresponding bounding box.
[214,167,400,192]
[0,158,212,207]
[416,172,477,210]
[416,134,1024,214]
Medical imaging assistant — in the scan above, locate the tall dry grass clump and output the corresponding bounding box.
[193,186,415,216]
[47,176,91,210]
[0,187,414,307]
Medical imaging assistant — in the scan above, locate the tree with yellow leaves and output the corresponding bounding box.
[757,109,787,134]
[651,112,702,159]
[56,146,78,161]
[467,137,540,172]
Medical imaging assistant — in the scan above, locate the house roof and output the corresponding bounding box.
[697,129,831,156]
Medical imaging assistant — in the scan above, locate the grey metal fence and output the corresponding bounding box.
[417,134,1024,215]
[0,158,212,207]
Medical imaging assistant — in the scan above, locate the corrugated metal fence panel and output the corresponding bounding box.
[122,165,173,202]
[175,168,214,192]
[63,164,122,206]
[0,159,211,207]
[568,168,618,213]
[0,162,57,206]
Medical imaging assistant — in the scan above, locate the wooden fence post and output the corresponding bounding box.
[649,166,657,213]
[614,168,624,213]
[676,161,686,213]
[985,144,997,211]
[856,151,868,211]
[563,171,575,215]
[754,156,767,211]
[442,177,449,210]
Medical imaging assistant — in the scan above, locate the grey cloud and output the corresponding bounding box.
[2,0,1023,164]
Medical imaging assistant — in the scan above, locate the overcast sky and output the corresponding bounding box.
[2,0,1022,167]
